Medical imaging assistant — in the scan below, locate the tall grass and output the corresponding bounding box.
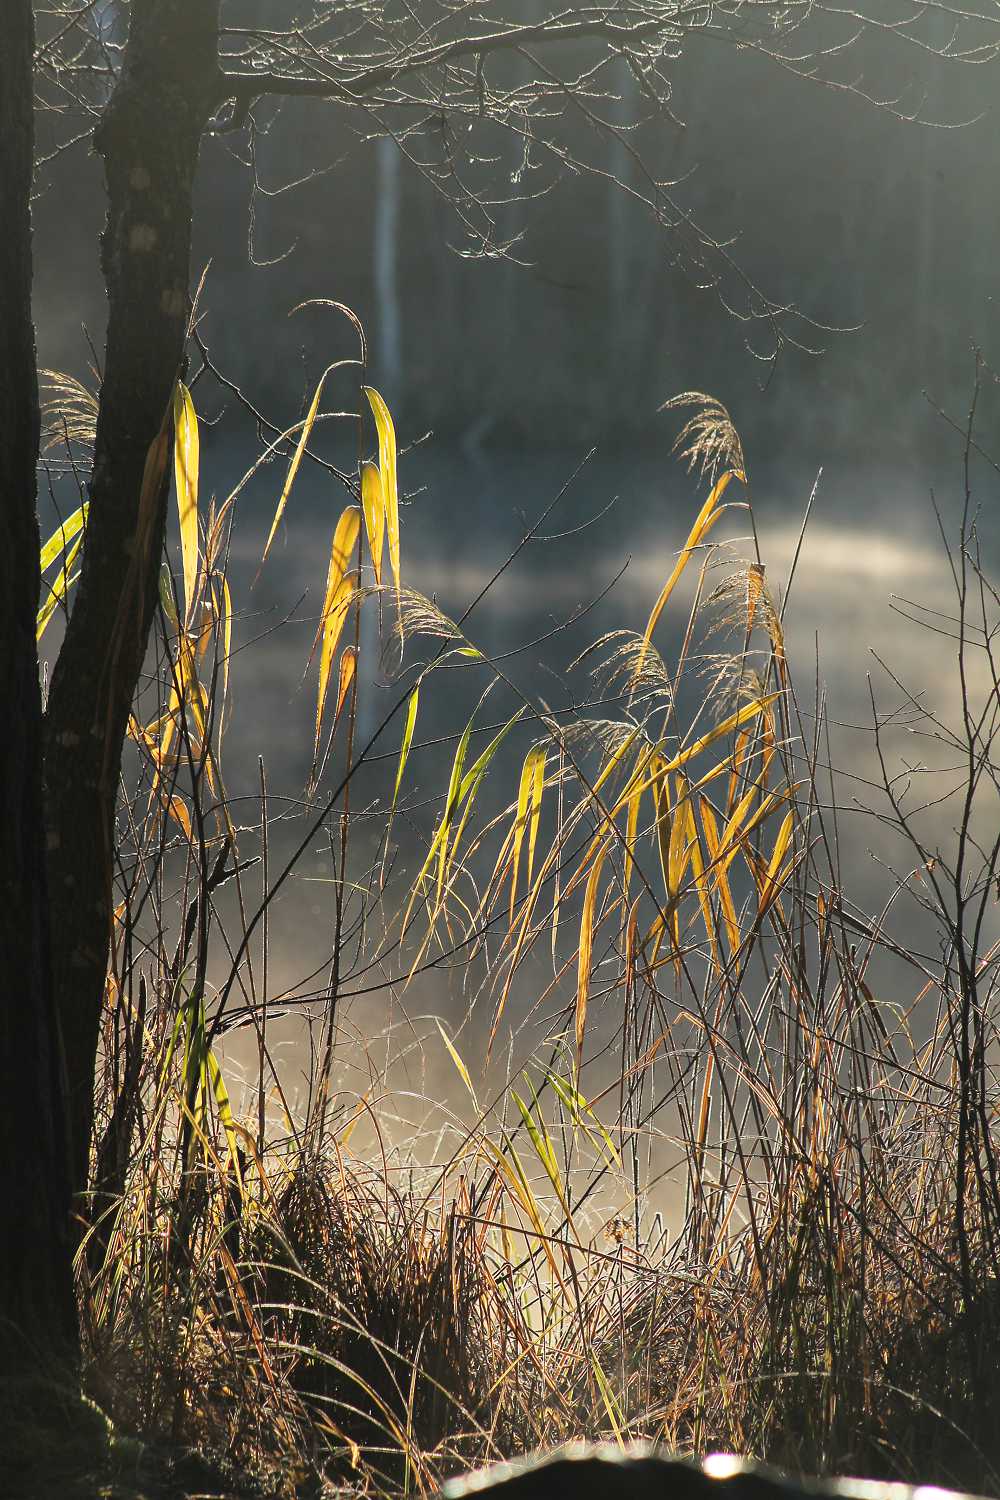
[41,339,1000,1497]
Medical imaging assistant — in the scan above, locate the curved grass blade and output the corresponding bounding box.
[437,1021,479,1109]
[700,795,740,954]
[36,531,84,640]
[636,470,736,675]
[313,569,359,773]
[446,707,527,888]
[510,745,545,922]
[545,1068,622,1170]
[205,1047,244,1185]
[166,794,193,841]
[756,808,795,918]
[334,645,357,732]
[172,381,200,624]
[512,1089,572,1220]
[216,573,234,728]
[624,770,644,899]
[361,459,386,586]
[392,683,420,811]
[364,387,400,596]
[258,370,328,576]
[433,713,476,907]
[457,706,526,806]
[479,1136,563,1282]
[527,746,545,891]
[576,842,609,1080]
[39,501,88,573]
[661,693,780,776]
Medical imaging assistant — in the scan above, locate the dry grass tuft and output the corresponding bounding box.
[55,367,1000,1497]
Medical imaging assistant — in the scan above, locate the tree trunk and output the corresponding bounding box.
[44,0,222,1202]
[0,0,78,1369]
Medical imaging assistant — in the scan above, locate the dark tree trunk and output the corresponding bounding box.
[0,0,78,1368]
[44,0,222,1203]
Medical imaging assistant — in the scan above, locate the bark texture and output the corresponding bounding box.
[0,0,78,1367]
[44,0,223,1200]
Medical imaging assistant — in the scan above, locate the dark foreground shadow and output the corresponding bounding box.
[441,1449,989,1500]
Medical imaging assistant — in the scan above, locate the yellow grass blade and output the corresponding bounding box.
[685,791,719,966]
[637,470,736,668]
[177,632,207,743]
[479,1137,562,1282]
[512,1090,572,1220]
[480,820,517,932]
[545,1069,622,1170]
[360,458,386,586]
[446,710,526,897]
[768,608,788,686]
[157,563,179,632]
[576,843,609,1079]
[437,1021,478,1108]
[601,749,657,829]
[311,504,361,653]
[458,707,526,807]
[667,776,694,897]
[591,707,770,852]
[205,1047,243,1184]
[662,693,780,777]
[333,646,357,732]
[193,599,215,666]
[401,706,476,946]
[172,381,200,625]
[152,643,190,777]
[431,712,479,910]
[510,744,546,922]
[592,726,642,798]
[219,574,233,708]
[725,727,751,814]
[719,777,762,860]
[36,532,84,639]
[527,745,545,891]
[392,684,420,810]
[166,794,193,841]
[667,779,698,964]
[590,1350,627,1443]
[314,569,359,768]
[720,782,795,866]
[746,562,765,632]
[649,755,672,894]
[700,796,741,954]
[623,773,644,899]
[563,737,653,898]
[756,809,795,917]
[259,372,327,574]
[337,1089,373,1150]
[364,387,400,596]
[510,752,535,923]
[39,502,88,573]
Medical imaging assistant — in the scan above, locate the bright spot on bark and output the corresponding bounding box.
[129,166,151,190]
[161,287,186,318]
[129,223,157,252]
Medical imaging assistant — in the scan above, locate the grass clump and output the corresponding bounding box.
[37,336,1000,1497]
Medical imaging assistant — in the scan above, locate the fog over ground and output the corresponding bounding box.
[33,4,1000,1128]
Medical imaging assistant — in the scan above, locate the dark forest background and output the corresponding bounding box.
[33,13,999,464]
